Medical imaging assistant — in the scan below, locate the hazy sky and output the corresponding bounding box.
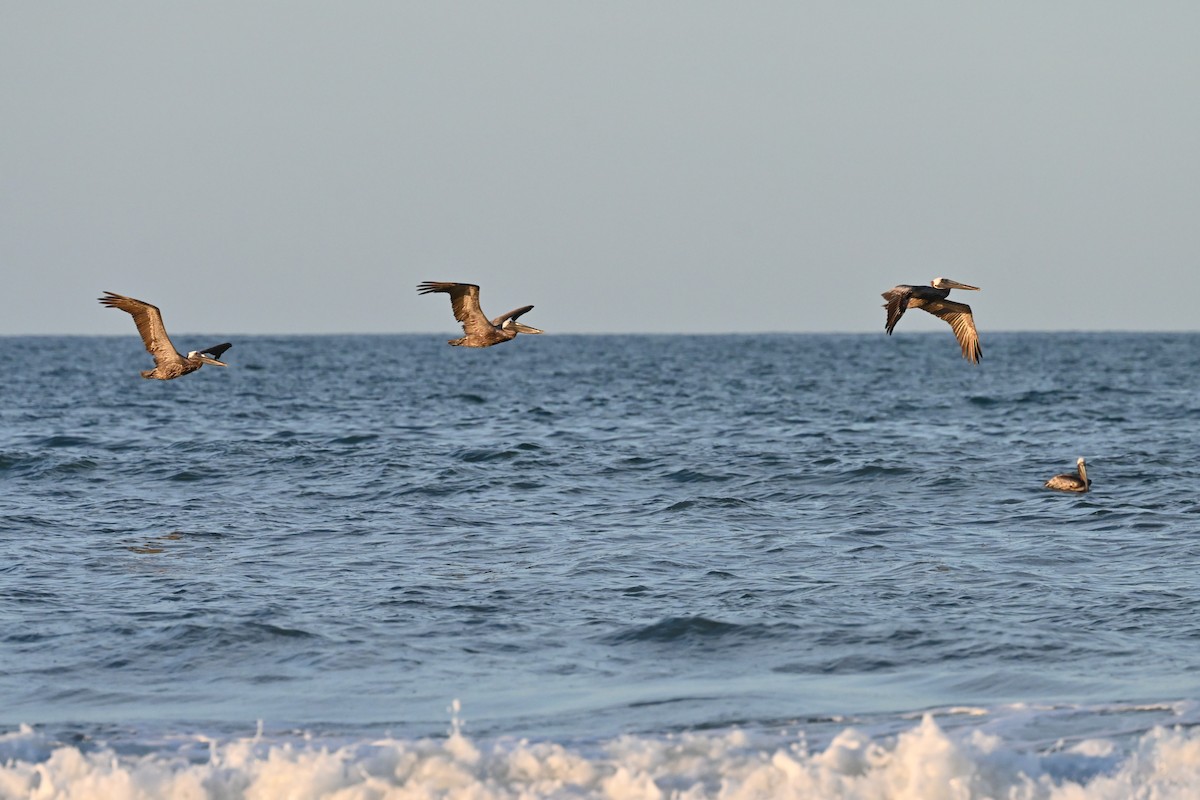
[4,2,1199,336]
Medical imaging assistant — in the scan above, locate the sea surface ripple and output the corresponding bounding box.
[2,333,1199,796]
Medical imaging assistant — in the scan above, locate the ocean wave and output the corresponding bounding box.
[151,621,321,651]
[603,615,795,645]
[35,435,95,448]
[3,713,1200,799]
[453,447,524,463]
[0,450,101,479]
[329,434,379,445]
[663,469,730,484]
[663,496,752,512]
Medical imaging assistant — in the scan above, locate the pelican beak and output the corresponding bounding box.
[513,323,544,335]
[199,355,228,367]
[944,280,981,291]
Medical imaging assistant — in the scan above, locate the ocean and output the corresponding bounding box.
[2,332,1199,798]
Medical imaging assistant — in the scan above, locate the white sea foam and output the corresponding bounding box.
[3,712,1200,800]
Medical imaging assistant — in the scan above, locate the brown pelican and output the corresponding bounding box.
[882,278,982,363]
[1045,457,1090,493]
[99,292,231,380]
[418,281,543,347]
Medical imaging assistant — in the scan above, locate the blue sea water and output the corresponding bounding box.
[2,332,1200,798]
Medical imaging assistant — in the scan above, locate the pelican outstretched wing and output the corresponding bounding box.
[880,287,912,335]
[921,298,981,363]
[490,305,534,327]
[98,291,184,367]
[199,343,233,360]
[417,281,496,338]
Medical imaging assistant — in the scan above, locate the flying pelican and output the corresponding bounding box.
[1045,457,1090,493]
[881,278,982,363]
[99,292,232,380]
[417,281,543,347]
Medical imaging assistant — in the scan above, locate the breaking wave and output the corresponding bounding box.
[3,712,1200,799]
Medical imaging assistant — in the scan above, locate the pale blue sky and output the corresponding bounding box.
[3,2,1198,335]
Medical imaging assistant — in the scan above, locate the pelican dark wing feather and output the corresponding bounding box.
[199,343,233,360]
[881,287,912,335]
[491,305,535,327]
[98,291,184,368]
[922,298,982,364]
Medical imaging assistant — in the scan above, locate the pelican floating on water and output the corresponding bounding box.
[1045,457,1090,493]
[418,281,543,347]
[99,292,231,380]
[882,278,982,363]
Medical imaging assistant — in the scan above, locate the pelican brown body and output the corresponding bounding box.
[417,281,543,347]
[1045,457,1091,493]
[881,278,982,363]
[99,292,231,380]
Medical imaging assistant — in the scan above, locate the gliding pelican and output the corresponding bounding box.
[418,281,543,347]
[1045,457,1090,493]
[99,292,232,380]
[882,278,982,363]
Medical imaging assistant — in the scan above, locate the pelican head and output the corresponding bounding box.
[188,350,229,367]
[931,277,980,291]
[1076,457,1088,482]
[503,320,544,335]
